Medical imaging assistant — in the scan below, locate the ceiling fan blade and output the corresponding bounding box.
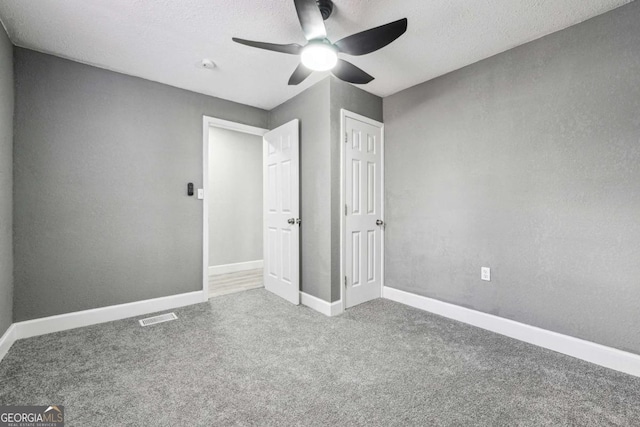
[288,63,313,85]
[334,18,408,56]
[232,38,303,55]
[293,0,327,41]
[332,60,374,84]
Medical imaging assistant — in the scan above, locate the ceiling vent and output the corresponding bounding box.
[139,312,178,327]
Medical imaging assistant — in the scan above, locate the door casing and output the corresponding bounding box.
[340,109,385,311]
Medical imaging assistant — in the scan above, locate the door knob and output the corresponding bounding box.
[376,219,384,226]
[288,218,296,225]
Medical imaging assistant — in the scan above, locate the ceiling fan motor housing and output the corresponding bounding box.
[317,0,333,20]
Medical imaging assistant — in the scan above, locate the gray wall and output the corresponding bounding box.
[0,25,13,336]
[208,127,263,267]
[329,77,382,301]
[268,77,382,302]
[269,78,331,301]
[13,48,268,321]
[383,1,640,354]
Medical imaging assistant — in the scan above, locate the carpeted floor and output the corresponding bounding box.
[1,289,640,426]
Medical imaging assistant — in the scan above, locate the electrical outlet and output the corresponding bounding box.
[481,267,491,282]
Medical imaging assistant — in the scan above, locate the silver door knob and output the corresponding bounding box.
[288,218,296,225]
[376,219,384,226]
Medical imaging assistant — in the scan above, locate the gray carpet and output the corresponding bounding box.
[1,289,640,426]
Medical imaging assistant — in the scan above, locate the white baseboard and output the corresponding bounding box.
[14,290,205,341]
[0,324,17,363]
[300,292,343,317]
[209,260,263,276]
[383,286,640,377]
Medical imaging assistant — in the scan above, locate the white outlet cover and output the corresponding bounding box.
[197,189,204,200]
[481,267,491,281]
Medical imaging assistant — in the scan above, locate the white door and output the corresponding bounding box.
[263,120,300,305]
[344,114,383,308]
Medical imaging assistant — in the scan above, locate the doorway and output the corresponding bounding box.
[202,117,301,304]
[202,117,268,298]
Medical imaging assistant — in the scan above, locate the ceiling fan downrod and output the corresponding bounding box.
[317,0,333,20]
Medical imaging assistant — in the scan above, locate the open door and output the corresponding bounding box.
[263,119,300,305]
[344,112,384,308]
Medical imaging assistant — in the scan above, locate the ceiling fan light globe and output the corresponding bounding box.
[301,42,338,71]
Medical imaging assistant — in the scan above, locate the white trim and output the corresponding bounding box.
[202,116,268,302]
[0,324,17,363]
[263,128,267,300]
[340,109,385,311]
[383,286,640,377]
[202,117,210,302]
[14,291,204,340]
[300,292,344,317]
[203,117,268,136]
[0,290,204,363]
[330,301,344,316]
[208,260,263,276]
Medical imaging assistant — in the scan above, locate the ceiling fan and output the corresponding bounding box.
[232,0,408,85]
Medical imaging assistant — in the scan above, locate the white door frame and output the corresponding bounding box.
[202,116,268,301]
[340,109,385,311]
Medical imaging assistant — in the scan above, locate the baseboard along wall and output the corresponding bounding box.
[208,260,263,276]
[383,286,640,378]
[0,324,17,363]
[0,290,205,363]
[4,284,637,379]
[300,292,343,317]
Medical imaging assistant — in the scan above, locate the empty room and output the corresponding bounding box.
[1,0,640,425]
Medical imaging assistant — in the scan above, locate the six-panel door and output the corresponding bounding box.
[263,120,300,305]
[345,116,383,308]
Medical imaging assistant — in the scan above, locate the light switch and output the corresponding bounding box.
[481,267,491,282]
[197,189,204,200]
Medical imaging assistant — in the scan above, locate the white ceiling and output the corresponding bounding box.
[0,0,631,110]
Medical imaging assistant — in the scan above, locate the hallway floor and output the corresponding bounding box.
[208,268,263,298]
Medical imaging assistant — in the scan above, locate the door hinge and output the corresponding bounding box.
[344,132,348,143]
[344,204,347,216]
[344,276,347,286]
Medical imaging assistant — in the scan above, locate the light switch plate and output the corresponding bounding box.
[197,189,204,200]
[481,267,491,281]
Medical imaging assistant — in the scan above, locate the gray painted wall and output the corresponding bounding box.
[208,127,263,267]
[329,77,383,301]
[269,78,331,301]
[13,48,268,322]
[268,77,382,302]
[0,26,13,336]
[383,2,640,354]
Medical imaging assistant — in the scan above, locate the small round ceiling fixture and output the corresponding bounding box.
[201,59,216,69]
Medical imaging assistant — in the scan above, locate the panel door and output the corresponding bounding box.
[264,120,300,305]
[345,116,383,308]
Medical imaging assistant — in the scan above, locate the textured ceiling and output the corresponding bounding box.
[0,0,631,110]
